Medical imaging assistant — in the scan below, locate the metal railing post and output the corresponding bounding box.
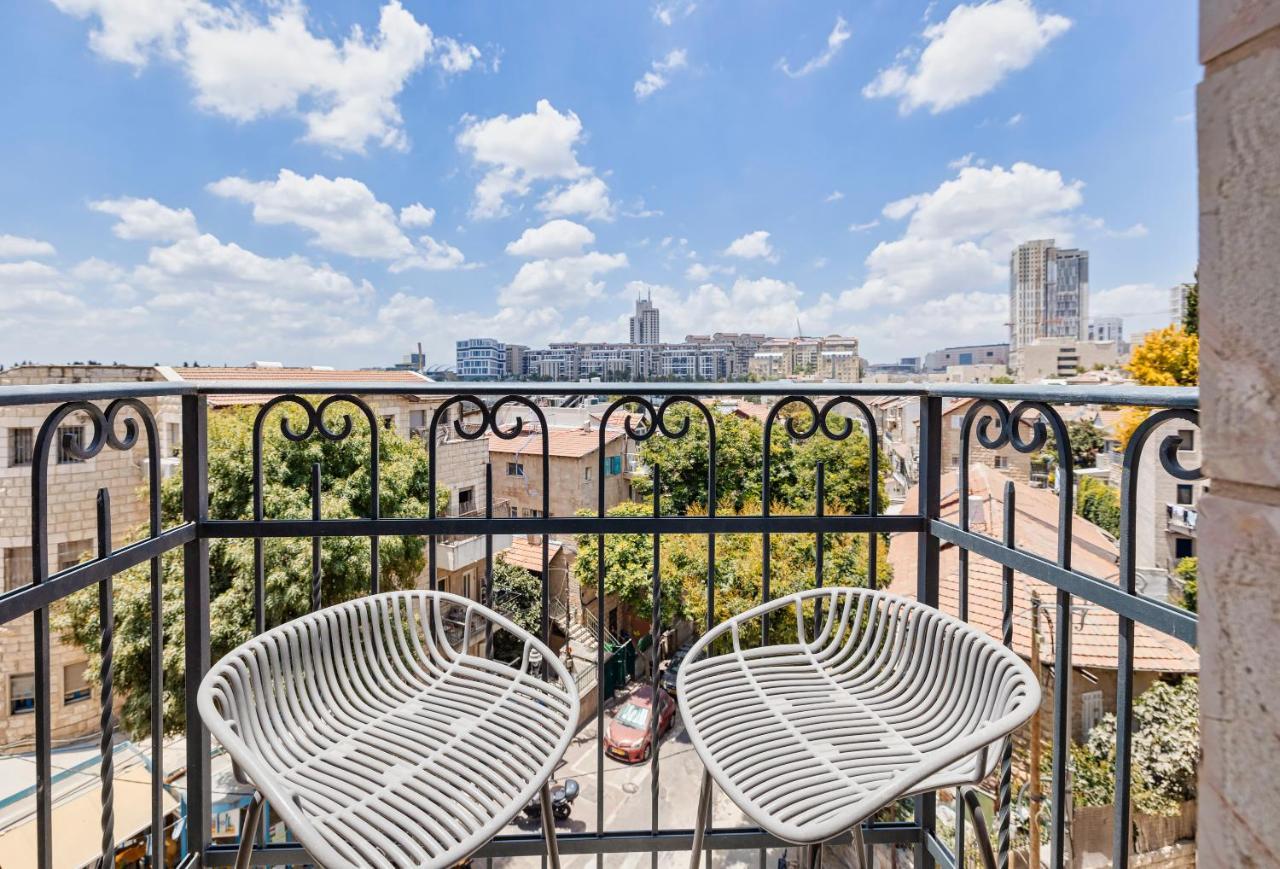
[182,393,211,864]
[915,395,942,869]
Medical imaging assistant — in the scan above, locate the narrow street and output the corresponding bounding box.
[491,698,790,868]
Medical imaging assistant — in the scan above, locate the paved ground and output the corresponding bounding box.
[489,691,792,869]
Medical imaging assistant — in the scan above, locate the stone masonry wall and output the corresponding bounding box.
[1197,1,1280,864]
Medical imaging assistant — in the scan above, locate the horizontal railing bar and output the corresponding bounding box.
[0,379,1198,407]
[202,514,925,537]
[932,520,1197,646]
[0,381,194,407]
[203,824,920,864]
[0,524,195,625]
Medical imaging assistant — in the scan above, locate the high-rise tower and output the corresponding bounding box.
[629,290,660,345]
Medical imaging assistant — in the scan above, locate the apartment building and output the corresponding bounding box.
[456,338,508,380]
[0,365,180,748]
[1010,240,1090,368]
[488,427,633,519]
[747,335,861,381]
[629,292,660,345]
[1087,316,1124,343]
[1016,337,1129,381]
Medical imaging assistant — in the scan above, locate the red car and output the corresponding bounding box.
[604,685,676,763]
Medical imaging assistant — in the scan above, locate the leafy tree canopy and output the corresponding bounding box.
[1071,677,1200,816]
[1076,476,1121,538]
[1129,326,1199,387]
[56,401,440,737]
[1175,556,1197,613]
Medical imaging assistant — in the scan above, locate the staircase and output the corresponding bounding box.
[548,575,617,695]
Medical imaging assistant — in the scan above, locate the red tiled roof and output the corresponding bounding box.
[486,427,624,458]
[498,538,563,573]
[732,401,772,423]
[886,466,1198,673]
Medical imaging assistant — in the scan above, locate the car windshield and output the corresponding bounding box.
[614,703,649,729]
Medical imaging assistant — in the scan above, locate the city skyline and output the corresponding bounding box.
[1,1,1195,368]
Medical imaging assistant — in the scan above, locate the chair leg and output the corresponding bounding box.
[959,787,997,869]
[539,781,562,869]
[688,769,713,869]
[235,791,265,869]
[804,841,823,869]
[850,822,867,869]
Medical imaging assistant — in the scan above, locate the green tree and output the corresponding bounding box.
[55,401,439,738]
[1076,476,1121,537]
[1129,326,1199,387]
[488,555,545,662]
[1071,678,1200,815]
[1181,280,1198,336]
[1043,421,1107,470]
[1174,556,1198,613]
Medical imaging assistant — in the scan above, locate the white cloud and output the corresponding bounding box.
[631,277,813,340]
[1090,282,1171,324]
[506,220,596,258]
[830,160,1086,332]
[500,251,628,307]
[653,1,697,27]
[778,15,851,78]
[724,230,778,262]
[948,152,987,170]
[209,169,467,270]
[824,190,845,203]
[1006,112,1024,126]
[864,0,1070,114]
[538,176,615,222]
[634,49,689,100]
[49,0,205,66]
[0,234,56,259]
[399,203,436,227]
[53,1,481,153]
[90,197,199,242]
[849,219,880,232]
[457,99,614,220]
[685,261,734,282]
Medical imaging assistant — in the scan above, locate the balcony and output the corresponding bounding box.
[0,379,1200,868]
[1166,503,1198,535]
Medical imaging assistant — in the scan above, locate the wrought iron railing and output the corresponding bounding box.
[0,380,1200,868]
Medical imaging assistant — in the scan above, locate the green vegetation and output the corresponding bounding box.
[1175,556,1198,613]
[488,555,545,661]
[56,402,438,737]
[1071,678,1200,815]
[1076,476,1121,537]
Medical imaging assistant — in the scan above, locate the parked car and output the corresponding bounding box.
[660,640,694,696]
[604,685,676,763]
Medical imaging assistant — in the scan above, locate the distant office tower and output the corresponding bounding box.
[1009,240,1089,353]
[1170,283,1192,327]
[629,291,660,345]
[1088,317,1124,343]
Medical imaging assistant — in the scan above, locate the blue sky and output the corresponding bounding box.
[0,0,1198,368]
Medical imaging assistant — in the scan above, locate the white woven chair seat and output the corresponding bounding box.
[679,587,1039,845]
[198,591,579,869]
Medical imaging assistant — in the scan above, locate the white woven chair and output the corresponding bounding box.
[198,590,579,869]
[679,587,1040,869]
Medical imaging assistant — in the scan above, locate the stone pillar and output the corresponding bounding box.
[1198,1,1280,865]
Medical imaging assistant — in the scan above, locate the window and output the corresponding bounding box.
[57,539,93,571]
[3,547,32,592]
[951,455,960,467]
[462,571,473,600]
[9,674,35,715]
[9,428,33,467]
[993,456,1009,469]
[63,662,90,704]
[1177,429,1195,451]
[57,425,85,464]
[1081,690,1104,736]
[507,462,525,477]
[457,488,475,514]
[1176,484,1194,505]
[584,466,592,481]
[525,508,543,518]
[1174,537,1195,559]
[409,410,427,430]
[382,415,395,431]
[509,505,519,518]
[167,422,181,457]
